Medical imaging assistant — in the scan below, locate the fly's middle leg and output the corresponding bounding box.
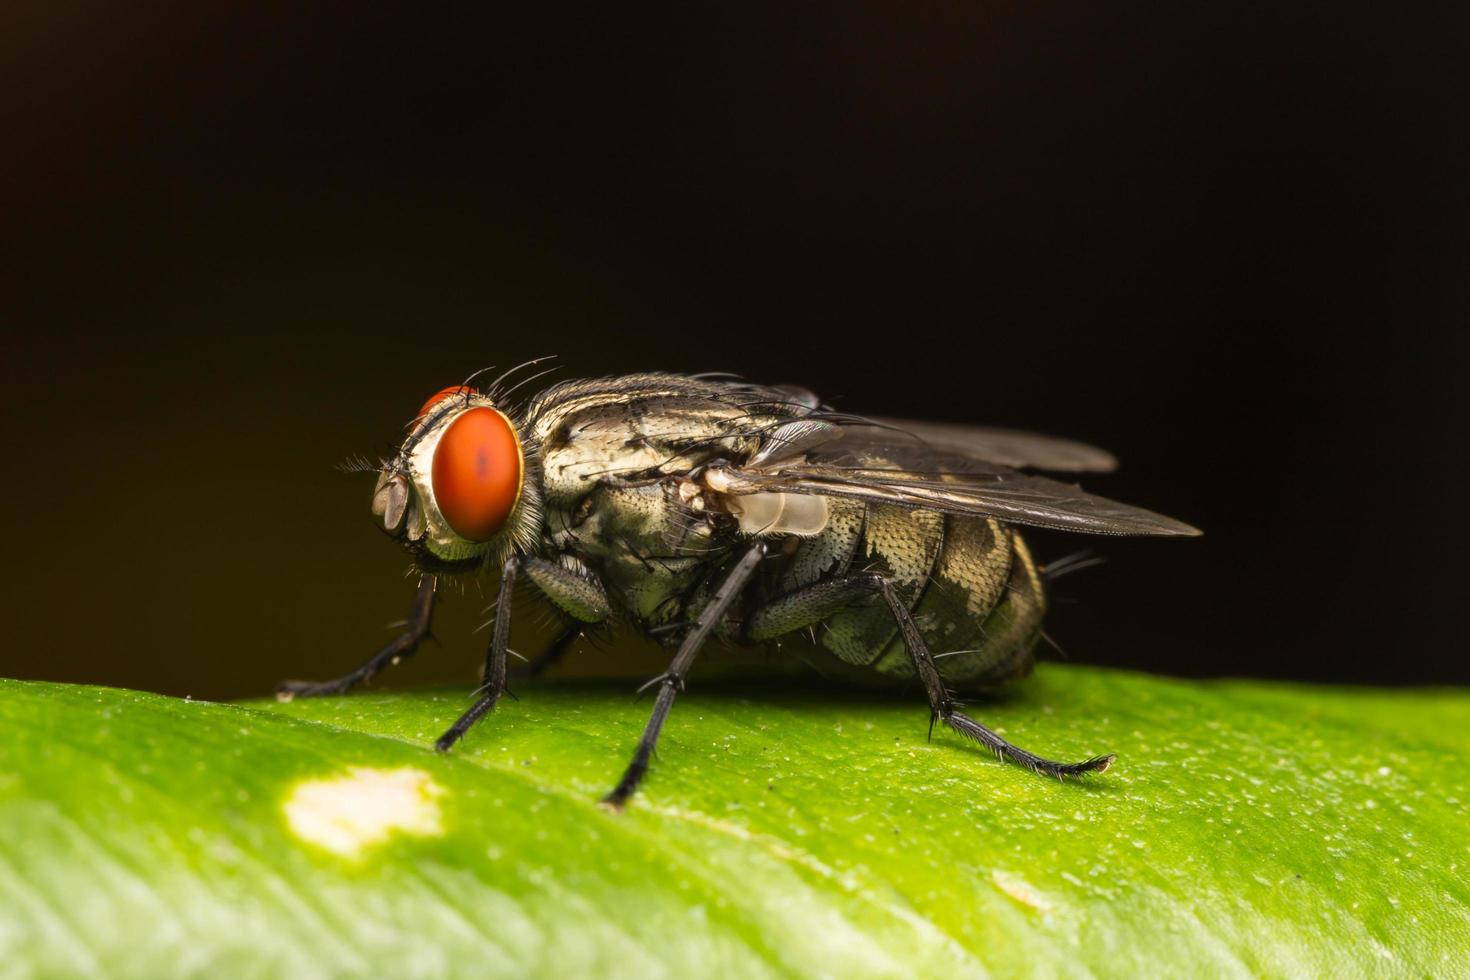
[601,542,767,810]
[276,574,437,701]
[514,622,584,678]
[747,572,1114,780]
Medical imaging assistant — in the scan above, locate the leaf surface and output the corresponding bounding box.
[1,667,1466,978]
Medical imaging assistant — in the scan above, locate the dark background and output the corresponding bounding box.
[3,4,1466,699]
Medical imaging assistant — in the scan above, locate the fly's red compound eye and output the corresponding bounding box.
[430,407,523,541]
[416,386,474,423]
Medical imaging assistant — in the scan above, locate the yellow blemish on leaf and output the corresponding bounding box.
[283,766,445,858]
[991,870,1054,915]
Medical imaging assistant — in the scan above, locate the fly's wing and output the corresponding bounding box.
[841,417,1118,473]
[694,380,1192,534]
[708,459,1200,537]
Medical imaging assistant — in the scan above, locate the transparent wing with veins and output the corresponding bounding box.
[705,414,1199,538]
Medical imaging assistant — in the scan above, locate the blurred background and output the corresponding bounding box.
[2,4,1466,699]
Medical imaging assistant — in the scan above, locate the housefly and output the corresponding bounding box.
[279,366,1199,808]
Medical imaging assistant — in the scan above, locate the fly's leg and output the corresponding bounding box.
[601,542,767,810]
[521,555,613,624]
[744,575,881,640]
[873,574,1114,778]
[514,556,609,678]
[515,622,583,678]
[276,575,436,700]
[436,556,611,752]
[748,572,1114,779]
[435,557,518,752]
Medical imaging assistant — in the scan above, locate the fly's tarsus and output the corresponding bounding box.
[942,709,1115,779]
[873,573,1116,782]
[276,575,436,701]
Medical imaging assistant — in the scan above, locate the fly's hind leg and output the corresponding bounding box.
[873,574,1113,778]
[277,575,437,700]
[747,572,1114,779]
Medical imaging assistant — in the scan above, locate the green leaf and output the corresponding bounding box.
[1,667,1466,978]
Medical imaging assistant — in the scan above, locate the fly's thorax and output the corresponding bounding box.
[525,376,795,508]
[547,481,716,559]
[536,411,752,505]
[544,479,727,624]
[522,376,798,619]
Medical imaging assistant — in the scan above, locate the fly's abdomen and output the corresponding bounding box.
[817,503,944,667]
[962,531,1046,684]
[816,510,1044,687]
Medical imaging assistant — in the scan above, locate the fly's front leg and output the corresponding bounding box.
[435,556,611,752]
[511,555,614,677]
[749,572,1113,779]
[276,575,436,700]
[521,555,613,624]
[602,543,767,810]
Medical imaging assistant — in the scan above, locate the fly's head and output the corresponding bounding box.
[371,386,541,572]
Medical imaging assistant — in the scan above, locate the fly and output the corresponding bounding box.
[278,367,1200,808]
